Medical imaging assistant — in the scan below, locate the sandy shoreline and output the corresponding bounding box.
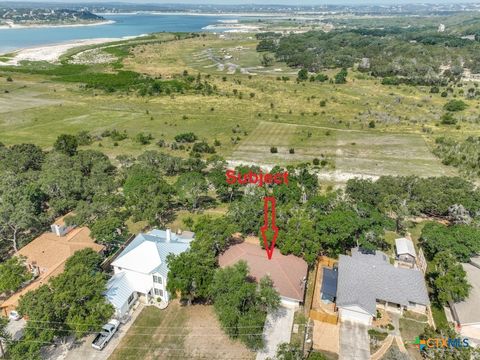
[0,34,144,66]
[0,20,115,30]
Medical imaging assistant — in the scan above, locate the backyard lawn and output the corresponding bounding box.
[109,302,254,360]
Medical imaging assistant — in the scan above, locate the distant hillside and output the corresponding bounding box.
[0,8,104,26]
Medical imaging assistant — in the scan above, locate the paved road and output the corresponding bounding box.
[256,306,295,360]
[339,320,370,360]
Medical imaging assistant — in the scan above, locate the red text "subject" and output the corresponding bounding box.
[225,170,289,187]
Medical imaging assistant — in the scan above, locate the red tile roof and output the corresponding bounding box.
[218,242,308,302]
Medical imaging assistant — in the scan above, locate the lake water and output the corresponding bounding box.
[0,14,238,53]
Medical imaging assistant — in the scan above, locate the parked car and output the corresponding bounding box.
[9,310,21,321]
[91,319,120,351]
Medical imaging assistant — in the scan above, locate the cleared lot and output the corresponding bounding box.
[231,121,456,181]
[109,301,254,360]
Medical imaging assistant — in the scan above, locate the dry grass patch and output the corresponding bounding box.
[109,302,254,360]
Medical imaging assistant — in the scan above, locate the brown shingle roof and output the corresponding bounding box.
[218,242,308,302]
[1,226,103,313]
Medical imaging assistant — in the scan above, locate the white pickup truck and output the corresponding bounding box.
[91,319,120,351]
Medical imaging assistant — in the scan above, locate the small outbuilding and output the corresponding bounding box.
[395,237,417,266]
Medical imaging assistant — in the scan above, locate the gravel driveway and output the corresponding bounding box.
[339,320,370,360]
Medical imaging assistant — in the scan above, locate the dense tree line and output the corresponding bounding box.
[2,135,480,356]
[347,175,480,308]
[7,250,114,360]
[260,26,480,84]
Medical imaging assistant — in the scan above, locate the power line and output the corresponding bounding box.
[23,318,267,329]
[17,339,261,357]
[19,325,265,337]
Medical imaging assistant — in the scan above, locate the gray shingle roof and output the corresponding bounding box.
[453,261,480,325]
[337,248,430,315]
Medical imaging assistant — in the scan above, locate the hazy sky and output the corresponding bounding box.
[15,0,480,4]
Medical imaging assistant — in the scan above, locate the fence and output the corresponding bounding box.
[101,233,136,271]
[417,248,428,274]
[308,255,339,325]
[309,309,338,324]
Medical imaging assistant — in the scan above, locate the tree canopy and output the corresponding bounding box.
[0,256,32,294]
[11,249,113,359]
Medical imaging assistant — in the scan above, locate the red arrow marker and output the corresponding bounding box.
[260,197,278,260]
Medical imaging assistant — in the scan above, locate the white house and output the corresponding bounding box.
[105,229,194,319]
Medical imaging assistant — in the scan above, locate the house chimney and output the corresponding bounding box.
[166,228,171,243]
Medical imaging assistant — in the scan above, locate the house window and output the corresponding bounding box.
[153,275,162,284]
[127,293,135,305]
[154,288,164,297]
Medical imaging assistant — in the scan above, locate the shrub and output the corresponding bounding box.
[214,139,221,146]
[297,68,308,81]
[313,158,320,165]
[270,146,278,153]
[6,76,13,82]
[319,100,327,107]
[110,129,128,141]
[430,86,440,94]
[316,73,329,82]
[54,134,78,156]
[134,132,153,145]
[289,148,295,154]
[192,141,216,154]
[441,112,457,125]
[175,132,198,143]
[444,99,468,112]
[368,120,376,128]
[76,130,93,146]
[334,68,348,84]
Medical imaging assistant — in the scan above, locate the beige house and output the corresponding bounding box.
[0,215,103,316]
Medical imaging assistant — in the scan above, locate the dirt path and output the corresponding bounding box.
[370,335,394,360]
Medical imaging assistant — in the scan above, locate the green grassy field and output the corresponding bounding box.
[1,33,478,183]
